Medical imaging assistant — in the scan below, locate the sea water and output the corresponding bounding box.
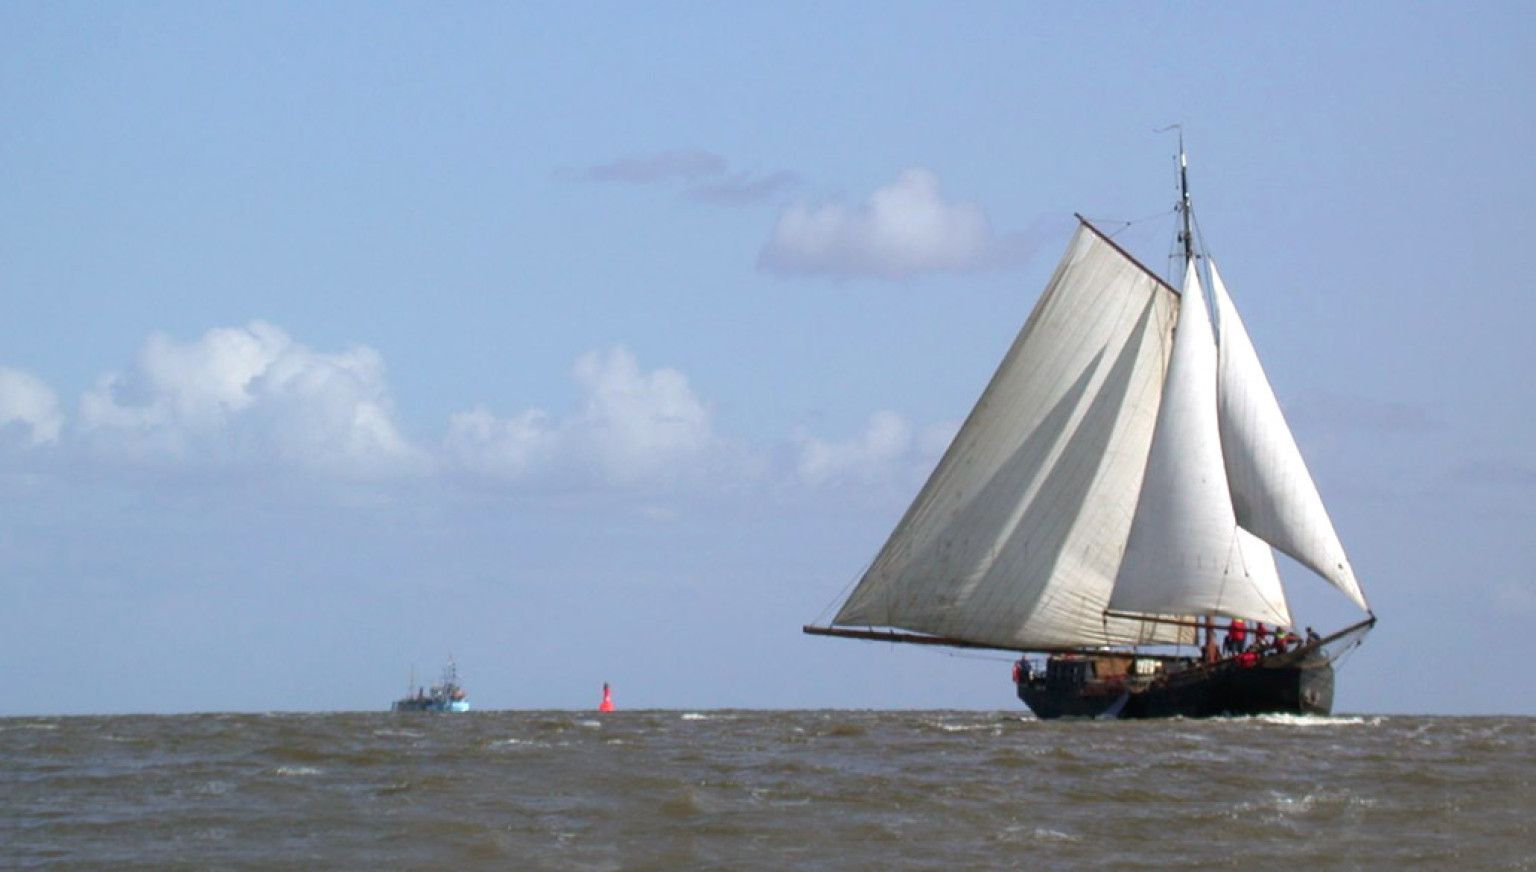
[3,711,1531,869]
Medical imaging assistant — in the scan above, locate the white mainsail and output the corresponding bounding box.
[1210,261,1369,612]
[1108,261,1292,627]
[833,224,1187,648]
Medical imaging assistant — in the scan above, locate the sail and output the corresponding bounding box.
[1210,261,1369,612]
[832,223,1188,648]
[1109,261,1292,627]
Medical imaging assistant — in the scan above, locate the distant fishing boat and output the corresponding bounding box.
[806,141,1376,719]
[392,659,470,712]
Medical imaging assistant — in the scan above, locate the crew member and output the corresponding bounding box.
[1224,618,1247,655]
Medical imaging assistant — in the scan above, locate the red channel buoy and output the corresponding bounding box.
[598,682,614,712]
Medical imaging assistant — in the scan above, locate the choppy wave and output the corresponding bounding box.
[1,711,1530,869]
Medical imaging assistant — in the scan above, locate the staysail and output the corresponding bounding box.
[1210,261,1369,611]
[832,222,1187,648]
[1108,260,1292,627]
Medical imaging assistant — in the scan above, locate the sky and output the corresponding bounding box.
[2,3,1532,715]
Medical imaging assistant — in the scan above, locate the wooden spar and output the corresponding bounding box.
[1314,614,1379,647]
[1075,215,1180,297]
[1103,610,1245,631]
[803,625,1032,653]
[1105,610,1280,632]
[1103,611,1378,640]
[801,625,1194,662]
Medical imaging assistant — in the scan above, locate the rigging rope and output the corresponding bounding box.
[809,559,872,627]
[1094,206,1178,239]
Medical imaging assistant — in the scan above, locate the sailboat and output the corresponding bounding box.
[804,145,1375,719]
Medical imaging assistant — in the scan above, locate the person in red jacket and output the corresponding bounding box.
[1223,618,1247,655]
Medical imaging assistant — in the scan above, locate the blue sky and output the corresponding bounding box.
[2,3,1532,714]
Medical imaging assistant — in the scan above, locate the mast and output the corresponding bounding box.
[1177,132,1195,268]
[1179,136,1204,644]
[1178,133,1220,646]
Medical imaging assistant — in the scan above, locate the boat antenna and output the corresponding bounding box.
[1175,135,1195,265]
[1155,124,1196,267]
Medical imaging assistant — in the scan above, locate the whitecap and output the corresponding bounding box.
[1270,793,1319,814]
[274,766,321,777]
[372,728,424,739]
[680,713,710,721]
[1246,714,1380,727]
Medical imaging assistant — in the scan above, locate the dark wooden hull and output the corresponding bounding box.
[1017,649,1334,719]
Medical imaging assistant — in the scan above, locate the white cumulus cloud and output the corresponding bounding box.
[794,412,959,487]
[0,367,63,445]
[795,411,900,486]
[759,168,1033,280]
[444,406,554,480]
[4,322,964,501]
[571,346,713,474]
[447,346,721,486]
[78,321,425,477]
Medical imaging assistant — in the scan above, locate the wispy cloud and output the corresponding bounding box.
[757,168,1038,280]
[582,149,728,184]
[685,170,801,206]
[575,150,799,206]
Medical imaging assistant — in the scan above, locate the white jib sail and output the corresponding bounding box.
[1109,260,1292,627]
[1210,261,1369,612]
[833,224,1187,648]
